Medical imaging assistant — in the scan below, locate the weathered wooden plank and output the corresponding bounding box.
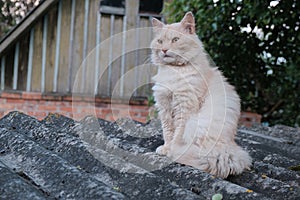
[57,0,71,93]
[26,28,34,91]
[31,20,43,92]
[80,0,90,92]
[13,42,20,90]
[135,17,153,97]
[123,0,139,98]
[53,0,62,92]
[84,0,98,94]
[17,34,29,91]
[110,16,123,98]
[119,15,127,97]
[0,56,5,90]
[71,0,85,94]
[67,0,76,93]
[97,14,111,96]
[99,6,125,16]
[45,4,58,93]
[94,11,101,95]
[107,14,114,95]
[41,14,48,93]
[4,47,14,90]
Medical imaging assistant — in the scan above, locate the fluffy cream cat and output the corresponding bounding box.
[151,12,252,178]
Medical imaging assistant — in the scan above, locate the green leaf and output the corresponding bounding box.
[212,193,223,200]
[236,15,241,24]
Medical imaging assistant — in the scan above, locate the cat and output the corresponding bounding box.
[150,12,252,178]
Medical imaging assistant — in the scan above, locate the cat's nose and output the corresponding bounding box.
[162,49,168,54]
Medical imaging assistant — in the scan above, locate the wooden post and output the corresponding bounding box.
[1,56,5,90]
[124,0,139,98]
[26,28,35,92]
[13,42,20,90]
[125,0,139,29]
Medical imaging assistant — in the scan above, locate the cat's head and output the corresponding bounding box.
[150,12,201,66]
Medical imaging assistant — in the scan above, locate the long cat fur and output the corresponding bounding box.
[150,12,252,178]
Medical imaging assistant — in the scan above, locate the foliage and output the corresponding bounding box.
[212,193,223,200]
[163,0,300,127]
[0,0,41,38]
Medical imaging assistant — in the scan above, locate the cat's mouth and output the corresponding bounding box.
[161,52,173,58]
[162,55,175,63]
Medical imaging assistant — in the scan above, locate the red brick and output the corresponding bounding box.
[99,108,111,115]
[62,96,73,102]
[96,113,105,119]
[129,99,148,106]
[95,96,110,103]
[81,96,96,102]
[45,101,57,106]
[27,111,36,116]
[129,105,149,111]
[140,111,149,117]
[111,104,130,109]
[110,109,121,116]
[25,111,46,119]
[132,117,147,123]
[80,107,96,115]
[240,112,262,122]
[64,95,83,102]
[42,95,62,101]
[0,103,15,110]
[38,105,57,111]
[22,92,42,100]
[24,100,40,105]
[94,107,102,113]
[0,92,22,99]
[52,101,70,106]
[94,98,104,104]
[18,104,36,110]
[60,106,73,112]
[95,102,109,108]
[239,112,262,127]
[72,101,92,107]
[6,99,24,104]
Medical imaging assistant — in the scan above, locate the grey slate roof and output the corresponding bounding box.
[0,111,299,199]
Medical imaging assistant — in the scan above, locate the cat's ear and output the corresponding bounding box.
[181,12,196,34]
[152,18,164,28]
[152,18,164,34]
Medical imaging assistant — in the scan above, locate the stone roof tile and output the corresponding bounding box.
[0,111,299,199]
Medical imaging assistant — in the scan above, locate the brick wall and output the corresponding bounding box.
[0,91,261,126]
[240,111,262,127]
[0,91,149,122]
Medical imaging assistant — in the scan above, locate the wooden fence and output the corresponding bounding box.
[0,0,162,99]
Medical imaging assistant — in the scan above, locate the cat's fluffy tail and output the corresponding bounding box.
[170,136,252,179]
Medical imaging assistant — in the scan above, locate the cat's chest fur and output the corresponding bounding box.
[152,64,208,110]
[152,65,202,91]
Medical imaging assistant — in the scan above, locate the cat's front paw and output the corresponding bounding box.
[156,145,170,155]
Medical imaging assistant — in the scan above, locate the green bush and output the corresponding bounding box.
[163,0,300,127]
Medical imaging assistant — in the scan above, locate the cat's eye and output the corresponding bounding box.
[157,39,163,44]
[172,37,179,43]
